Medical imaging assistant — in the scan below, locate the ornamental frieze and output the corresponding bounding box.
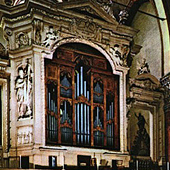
[61,18,103,42]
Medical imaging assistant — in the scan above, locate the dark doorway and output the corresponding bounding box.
[21,156,29,169]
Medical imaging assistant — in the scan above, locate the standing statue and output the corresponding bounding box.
[135,112,146,130]
[15,61,33,120]
[131,112,150,156]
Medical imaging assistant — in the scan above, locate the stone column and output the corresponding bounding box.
[161,73,170,162]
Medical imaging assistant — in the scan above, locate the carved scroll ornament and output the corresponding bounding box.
[110,44,130,67]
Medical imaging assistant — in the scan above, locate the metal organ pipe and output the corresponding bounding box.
[76,72,80,143]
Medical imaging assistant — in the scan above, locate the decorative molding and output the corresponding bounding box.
[129,74,160,91]
[15,59,33,120]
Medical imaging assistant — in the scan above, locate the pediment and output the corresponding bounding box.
[61,0,118,25]
[130,73,161,91]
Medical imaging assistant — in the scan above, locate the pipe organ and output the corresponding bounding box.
[45,46,119,150]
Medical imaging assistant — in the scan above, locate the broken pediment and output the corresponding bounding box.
[61,0,118,25]
[130,73,161,91]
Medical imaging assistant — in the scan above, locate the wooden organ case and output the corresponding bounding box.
[45,45,120,150]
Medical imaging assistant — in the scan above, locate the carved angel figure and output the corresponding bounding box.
[42,26,59,48]
[15,61,33,119]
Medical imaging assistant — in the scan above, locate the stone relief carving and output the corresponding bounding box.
[16,32,29,48]
[137,58,150,75]
[17,126,33,145]
[110,44,130,67]
[33,19,43,45]
[15,60,33,120]
[42,26,60,48]
[69,18,102,42]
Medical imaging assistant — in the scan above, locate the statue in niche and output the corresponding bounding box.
[35,29,41,45]
[135,113,146,130]
[137,58,150,75]
[131,112,150,156]
[15,60,33,120]
[42,26,59,48]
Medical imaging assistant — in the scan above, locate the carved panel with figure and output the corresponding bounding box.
[15,60,33,120]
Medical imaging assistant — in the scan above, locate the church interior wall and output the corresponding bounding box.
[130,2,162,79]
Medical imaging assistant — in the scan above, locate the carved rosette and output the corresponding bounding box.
[15,60,33,120]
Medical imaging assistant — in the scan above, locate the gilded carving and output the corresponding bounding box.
[15,60,33,120]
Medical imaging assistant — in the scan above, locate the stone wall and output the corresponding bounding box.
[130,2,162,79]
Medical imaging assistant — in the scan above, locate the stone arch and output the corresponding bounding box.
[47,37,125,76]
